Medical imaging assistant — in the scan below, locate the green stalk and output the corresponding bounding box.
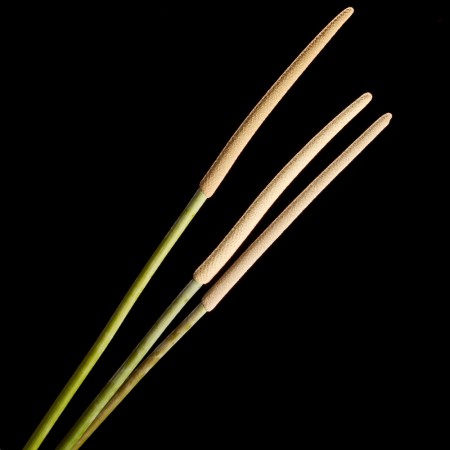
[74,303,207,449]
[23,189,206,450]
[57,280,203,450]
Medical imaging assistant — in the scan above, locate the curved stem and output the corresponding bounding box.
[75,303,207,449]
[23,189,206,450]
[57,280,202,450]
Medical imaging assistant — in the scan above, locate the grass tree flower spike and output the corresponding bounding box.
[24,7,354,449]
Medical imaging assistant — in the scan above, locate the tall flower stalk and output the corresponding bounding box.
[23,7,354,449]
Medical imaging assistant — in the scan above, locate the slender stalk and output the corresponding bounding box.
[23,189,206,450]
[74,304,207,449]
[57,280,202,450]
[24,8,354,447]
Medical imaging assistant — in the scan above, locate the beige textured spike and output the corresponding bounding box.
[199,7,354,198]
[201,113,392,311]
[194,92,372,285]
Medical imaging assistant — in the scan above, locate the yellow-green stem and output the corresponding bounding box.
[57,280,202,450]
[75,303,207,449]
[23,189,207,450]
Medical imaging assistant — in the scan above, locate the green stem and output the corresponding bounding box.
[57,280,203,450]
[75,303,207,449]
[23,189,207,450]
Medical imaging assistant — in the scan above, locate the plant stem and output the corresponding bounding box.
[23,189,206,450]
[57,279,203,450]
[74,303,207,449]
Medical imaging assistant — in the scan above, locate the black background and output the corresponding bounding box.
[1,1,447,448]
